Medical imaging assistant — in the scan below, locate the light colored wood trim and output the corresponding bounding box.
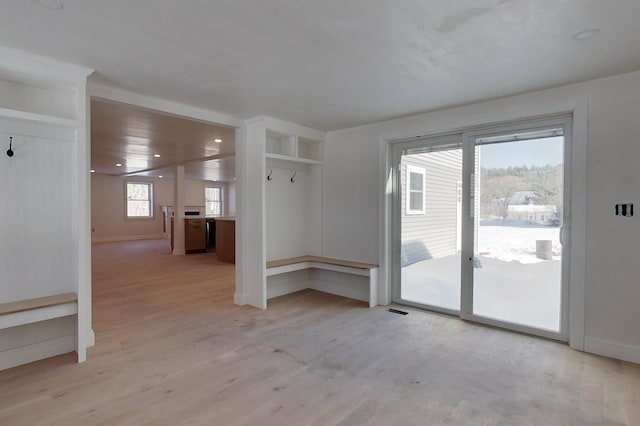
[0,303,78,330]
[0,293,78,316]
[266,256,377,270]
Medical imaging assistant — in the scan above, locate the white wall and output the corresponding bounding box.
[323,70,640,363]
[0,46,93,369]
[0,125,76,301]
[91,175,234,242]
[265,159,322,261]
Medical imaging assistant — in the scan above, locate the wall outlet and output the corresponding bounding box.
[614,203,634,217]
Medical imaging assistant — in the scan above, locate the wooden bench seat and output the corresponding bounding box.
[266,256,378,307]
[0,293,78,330]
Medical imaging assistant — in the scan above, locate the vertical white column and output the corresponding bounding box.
[76,81,91,362]
[234,127,246,305]
[238,119,267,308]
[173,165,186,255]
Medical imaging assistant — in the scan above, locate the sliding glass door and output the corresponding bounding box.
[394,136,463,313]
[393,117,570,340]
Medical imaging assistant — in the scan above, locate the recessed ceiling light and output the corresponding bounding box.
[115,163,122,167]
[214,138,223,143]
[233,177,237,180]
[33,0,64,10]
[154,154,161,158]
[158,175,163,179]
[90,169,96,173]
[573,28,600,41]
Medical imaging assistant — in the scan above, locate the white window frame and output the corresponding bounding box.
[406,165,426,215]
[126,181,154,219]
[205,186,223,217]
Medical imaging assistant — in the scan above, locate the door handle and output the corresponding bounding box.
[559,226,568,245]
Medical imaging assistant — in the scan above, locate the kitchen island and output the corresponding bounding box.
[215,217,235,263]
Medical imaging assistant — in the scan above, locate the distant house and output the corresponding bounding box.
[506,190,558,225]
[508,190,542,205]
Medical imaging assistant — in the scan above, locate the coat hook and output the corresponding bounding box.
[6,136,14,158]
[290,171,296,183]
[267,169,273,181]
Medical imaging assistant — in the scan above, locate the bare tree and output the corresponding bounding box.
[481,175,526,221]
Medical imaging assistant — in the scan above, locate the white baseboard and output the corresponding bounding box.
[309,280,369,304]
[309,270,369,304]
[92,234,165,243]
[266,271,309,300]
[0,335,75,371]
[584,336,640,364]
[233,292,248,305]
[88,329,95,347]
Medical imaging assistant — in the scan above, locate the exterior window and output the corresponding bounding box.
[205,187,222,217]
[406,165,426,215]
[127,182,153,218]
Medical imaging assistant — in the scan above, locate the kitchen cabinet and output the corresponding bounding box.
[216,218,235,263]
[185,218,206,253]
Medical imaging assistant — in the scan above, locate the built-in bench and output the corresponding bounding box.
[0,293,78,331]
[266,256,378,307]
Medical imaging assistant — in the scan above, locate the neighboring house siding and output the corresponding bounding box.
[401,150,462,266]
[507,204,557,224]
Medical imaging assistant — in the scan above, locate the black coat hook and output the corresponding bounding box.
[290,171,296,183]
[267,169,273,181]
[6,136,14,158]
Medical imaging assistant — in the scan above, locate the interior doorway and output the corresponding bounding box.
[393,116,571,340]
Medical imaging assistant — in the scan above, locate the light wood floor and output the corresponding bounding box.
[1,240,639,425]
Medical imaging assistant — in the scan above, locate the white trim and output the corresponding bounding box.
[233,292,248,305]
[88,83,242,128]
[234,128,245,306]
[380,97,587,349]
[245,116,326,142]
[75,70,92,365]
[0,108,77,127]
[584,337,640,364]
[205,186,223,218]
[265,153,323,165]
[266,262,378,307]
[377,137,392,306]
[0,45,93,85]
[405,164,426,215]
[459,115,572,342]
[125,181,154,218]
[568,101,588,351]
[0,335,76,371]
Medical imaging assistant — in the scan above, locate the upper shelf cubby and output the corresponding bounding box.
[0,76,77,127]
[265,130,323,164]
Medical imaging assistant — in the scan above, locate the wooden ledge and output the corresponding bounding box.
[0,293,78,316]
[267,256,378,270]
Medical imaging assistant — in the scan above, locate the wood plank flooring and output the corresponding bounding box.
[0,239,639,425]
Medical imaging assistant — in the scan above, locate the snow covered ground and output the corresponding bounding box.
[401,225,562,331]
[478,225,561,264]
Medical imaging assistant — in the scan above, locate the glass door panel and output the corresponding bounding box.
[400,146,463,311]
[472,134,564,332]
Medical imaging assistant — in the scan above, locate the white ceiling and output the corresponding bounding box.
[2,1,640,131]
[91,98,236,181]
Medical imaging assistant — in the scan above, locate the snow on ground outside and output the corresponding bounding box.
[401,226,562,332]
[478,225,561,264]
